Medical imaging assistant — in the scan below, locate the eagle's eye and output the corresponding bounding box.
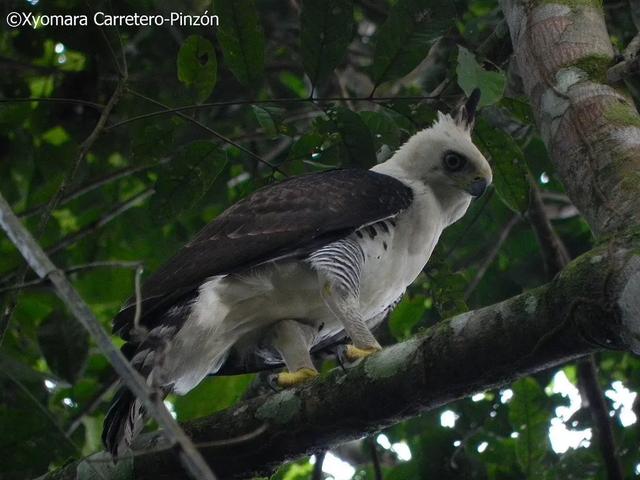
[443,152,467,172]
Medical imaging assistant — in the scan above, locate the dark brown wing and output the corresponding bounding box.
[112,169,413,337]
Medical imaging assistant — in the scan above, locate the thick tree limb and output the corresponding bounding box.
[0,192,218,480]
[40,231,640,479]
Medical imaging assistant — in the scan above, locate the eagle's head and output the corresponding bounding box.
[388,89,493,199]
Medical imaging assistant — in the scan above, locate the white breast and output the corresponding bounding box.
[358,184,445,318]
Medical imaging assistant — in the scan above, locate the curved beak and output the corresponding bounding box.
[466,178,488,197]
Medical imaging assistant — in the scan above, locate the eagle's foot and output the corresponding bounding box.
[276,367,319,388]
[342,344,382,362]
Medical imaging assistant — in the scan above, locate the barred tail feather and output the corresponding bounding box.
[102,387,144,459]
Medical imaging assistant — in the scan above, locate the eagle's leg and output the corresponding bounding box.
[321,284,382,362]
[271,320,319,387]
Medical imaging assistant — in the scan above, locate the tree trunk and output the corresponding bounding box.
[501,0,640,237]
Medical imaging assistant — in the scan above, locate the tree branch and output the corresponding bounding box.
[464,213,521,300]
[0,96,105,110]
[312,451,326,480]
[526,180,571,276]
[0,189,153,288]
[124,89,286,176]
[527,179,623,480]
[0,78,127,346]
[0,260,142,294]
[104,94,441,132]
[577,357,624,480]
[0,192,218,480]
[38,231,640,479]
[18,162,158,219]
[45,188,154,257]
[367,437,383,480]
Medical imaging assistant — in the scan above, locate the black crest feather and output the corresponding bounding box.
[455,88,481,131]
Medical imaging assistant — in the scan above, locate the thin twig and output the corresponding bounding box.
[0,261,142,294]
[125,88,286,175]
[0,190,153,293]
[0,78,127,346]
[464,213,521,300]
[66,376,120,436]
[46,188,154,257]
[38,77,127,233]
[0,191,218,480]
[105,94,442,131]
[438,187,496,263]
[133,264,144,333]
[368,437,383,480]
[2,368,108,480]
[526,178,571,276]
[19,162,158,219]
[81,423,270,463]
[0,97,105,110]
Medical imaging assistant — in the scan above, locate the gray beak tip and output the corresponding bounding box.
[468,178,488,197]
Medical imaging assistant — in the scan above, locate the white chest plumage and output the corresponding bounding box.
[356,189,445,318]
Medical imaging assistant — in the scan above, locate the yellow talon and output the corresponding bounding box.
[277,367,319,387]
[345,344,382,361]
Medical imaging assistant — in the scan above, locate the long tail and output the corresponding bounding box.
[102,387,145,458]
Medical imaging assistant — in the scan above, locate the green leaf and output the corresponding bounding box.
[286,132,325,173]
[252,105,286,138]
[151,141,228,222]
[37,310,89,384]
[288,132,324,161]
[0,354,77,478]
[359,110,402,150]
[329,106,377,167]
[177,35,218,102]
[456,46,506,107]
[173,375,253,421]
[429,265,468,318]
[131,124,175,164]
[279,71,309,98]
[389,296,427,340]
[370,0,454,86]
[508,377,551,477]
[215,0,265,87]
[300,0,354,87]
[476,119,530,214]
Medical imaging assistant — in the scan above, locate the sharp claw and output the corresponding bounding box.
[336,345,349,371]
[276,367,319,388]
[267,373,282,392]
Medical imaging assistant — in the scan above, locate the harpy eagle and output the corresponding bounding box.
[103,90,492,456]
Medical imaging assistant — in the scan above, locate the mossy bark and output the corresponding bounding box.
[501,0,640,237]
